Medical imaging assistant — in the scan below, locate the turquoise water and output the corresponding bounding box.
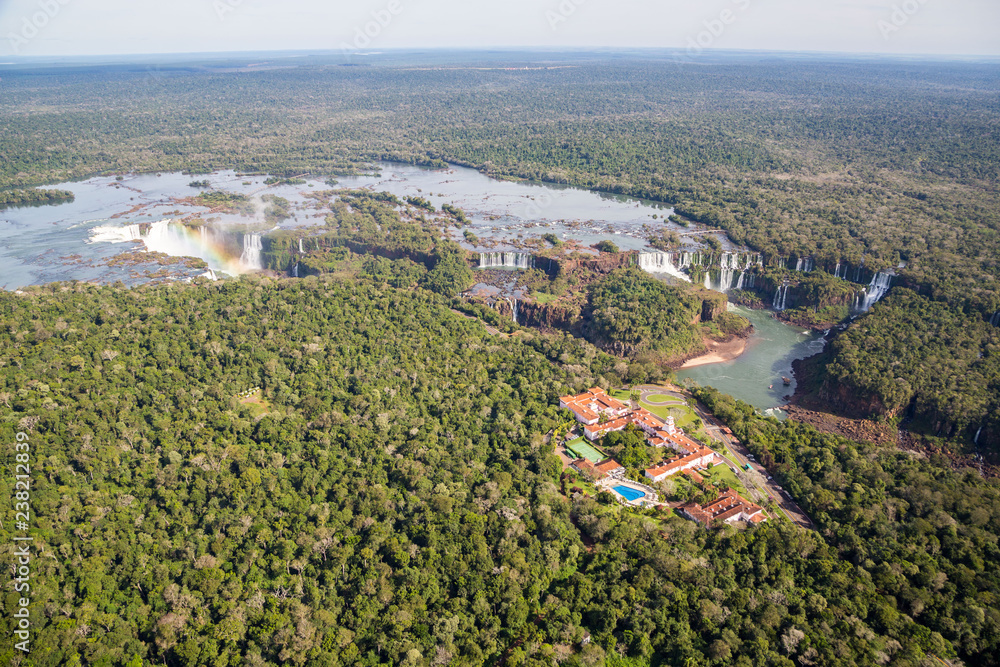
[676,305,827,418]
[613,486,646,502]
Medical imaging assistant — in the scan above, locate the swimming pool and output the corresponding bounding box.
[612,485,646,502]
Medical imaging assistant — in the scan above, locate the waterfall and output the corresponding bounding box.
[240,233,263,271]
[640,250,760,292]
[719,269,736,291]
[88,223,142,244]
[792,257,814,272]
[720,252,741,270]
[478,252,533,270]
[299,238,304,254]
[975,426,982,445]
[991,311,1000,327]
[773,284,790,311]
[637,252,692,282]
[505,297,519,324]
[293,262,299,278]
[859,271,893,311]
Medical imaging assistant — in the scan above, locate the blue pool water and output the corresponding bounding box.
[613,486,645,502]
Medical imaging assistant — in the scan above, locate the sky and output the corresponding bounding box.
[0,0,998,58]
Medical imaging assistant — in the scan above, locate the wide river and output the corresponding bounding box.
[1,162,824,411]
[0,162,680,289]
[677,306,826,418]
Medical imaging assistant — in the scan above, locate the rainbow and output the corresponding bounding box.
[89,219,263,275]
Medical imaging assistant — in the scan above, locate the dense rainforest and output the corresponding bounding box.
[582,268,704,360]
[816,289,1000,441]
[1,53,998,439]
[260,191,729,368]
[1,52,1000,666]
[0,276,996,667]
[0,188,74,210]
[694,386,1000,666]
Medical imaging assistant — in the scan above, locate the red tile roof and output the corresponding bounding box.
[560,388,628,423]
[584,415,631,438]
[644,446,715,480]
[572,459,604,479]
[595,459,624,474]
[683,488,767,526]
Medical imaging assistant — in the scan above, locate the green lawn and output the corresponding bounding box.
[645,393,677,403]
[670,406,699,429]
[703,463,746,493]
[611,389,701,432]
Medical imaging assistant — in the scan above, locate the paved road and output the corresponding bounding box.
[632,384,814,530]
[696,406,814,529]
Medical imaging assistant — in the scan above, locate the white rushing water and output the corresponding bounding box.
[638,252,692,282]
[858,271,893,312]
[240,234,263,271]
[89,223,143,244]
[479,252,533,269]
[792,257,814,272]
[773,284,790,311]
[507,297,519,325]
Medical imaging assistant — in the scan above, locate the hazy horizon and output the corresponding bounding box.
[2,0,998,59]
[2,46,999,66]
